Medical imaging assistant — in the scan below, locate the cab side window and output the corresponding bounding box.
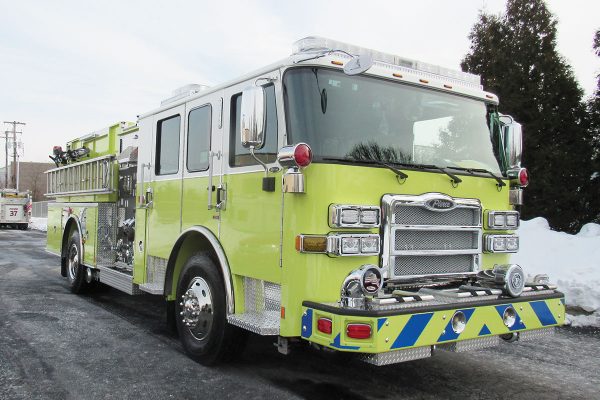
[187,105,212,172]
[156,115,181,175]
[229,84,278,167]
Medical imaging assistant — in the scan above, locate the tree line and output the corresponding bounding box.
[462,0,599,233]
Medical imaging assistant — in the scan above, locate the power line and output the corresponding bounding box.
[3,121,26,190]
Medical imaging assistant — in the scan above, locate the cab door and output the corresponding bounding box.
[181,92,223,235]
[146,105,185,260]
[219,71,283,284]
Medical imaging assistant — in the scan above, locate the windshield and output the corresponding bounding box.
[283,67,502,174]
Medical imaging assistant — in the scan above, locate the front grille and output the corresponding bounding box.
[394,230,479,251]
[394,204,480,226]
[394,255,474,276]
[383,194,482,279]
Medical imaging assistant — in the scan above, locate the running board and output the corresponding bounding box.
[228,311,280,335]
[97,266,142,295]
[138,283,164,295]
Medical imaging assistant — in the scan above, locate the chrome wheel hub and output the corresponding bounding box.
[180,277,213,340]
[67,243,79,280]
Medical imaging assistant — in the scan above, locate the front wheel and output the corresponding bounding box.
[175,253,247,365]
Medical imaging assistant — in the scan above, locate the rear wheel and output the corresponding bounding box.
[175,252,247,365]
[66,230,91,294]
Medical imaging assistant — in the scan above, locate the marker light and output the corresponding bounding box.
[294,143,312,168]
[277,143,313,169]
[519,168,529,187]
[317,318,333,334]
[346,323,372,339]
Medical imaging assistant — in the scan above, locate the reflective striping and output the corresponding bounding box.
[437,308,475,342]
[302,296,564,354]
[391,313,434,349]
[530,301,558,326]
[301,309,313,338]
[495,304,524,331]
[330,333,360,350]
[377,317,388,332]
[478,324,491,336]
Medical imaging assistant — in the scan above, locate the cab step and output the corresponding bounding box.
[227,277,281,335]
[97,266,142,295]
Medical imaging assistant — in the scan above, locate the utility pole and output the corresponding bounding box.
[3,121,25,190]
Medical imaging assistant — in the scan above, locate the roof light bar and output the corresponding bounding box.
[292,36,481,88]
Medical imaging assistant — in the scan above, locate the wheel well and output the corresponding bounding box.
[164,228,234,314]
[60,217,80,276]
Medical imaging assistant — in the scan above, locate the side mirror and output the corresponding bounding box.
[240,86,266,149]
[502,120,522,170]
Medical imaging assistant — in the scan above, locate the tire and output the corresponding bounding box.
[175,252,247,365]
[65,230,90,294]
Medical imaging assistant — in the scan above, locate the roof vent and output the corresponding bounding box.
[161,84,210,106]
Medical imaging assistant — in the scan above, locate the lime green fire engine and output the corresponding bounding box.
[46,37,564,366]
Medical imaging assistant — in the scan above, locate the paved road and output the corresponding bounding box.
[1,229,599,400]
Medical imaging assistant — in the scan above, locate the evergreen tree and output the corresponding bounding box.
[586,29,600,222]
[462,0,597,232]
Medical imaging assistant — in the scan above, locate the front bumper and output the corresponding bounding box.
[301,289,564,364]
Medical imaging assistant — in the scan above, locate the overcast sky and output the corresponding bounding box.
[0,0,598,165]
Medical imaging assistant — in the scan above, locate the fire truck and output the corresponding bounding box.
[46,37,564,366]
[0,189,31,229]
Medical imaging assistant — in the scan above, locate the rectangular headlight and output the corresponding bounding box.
[327,234,380,256]
[341,209,359,224]
[329,205,380,228]
[340,237,360,254]
[360,236,380,253]
[360,209,379,225]
[484,234,519,253]
[487,211,520,230]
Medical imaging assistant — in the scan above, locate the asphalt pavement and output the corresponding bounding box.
[1,229,599,400]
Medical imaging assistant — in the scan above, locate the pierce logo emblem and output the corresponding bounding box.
[424,198,456,211]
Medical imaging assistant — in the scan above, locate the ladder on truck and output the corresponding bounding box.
[45,155,115,196]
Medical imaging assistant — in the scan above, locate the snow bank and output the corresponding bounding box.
[29,217,47,232]
[512,217,600,327]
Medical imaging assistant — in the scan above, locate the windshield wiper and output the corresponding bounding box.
[446,166,506,187]
[391,162,463,185]
[322,157,409,180]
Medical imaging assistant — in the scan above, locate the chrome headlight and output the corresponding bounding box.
[487,211,520,230]
[329,205,380,228]
[484,234,519,253]
[328,234,380,256]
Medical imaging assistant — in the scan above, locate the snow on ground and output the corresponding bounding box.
[24,216,600,327]
[512,218,600,327]
[29,217,47,232]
